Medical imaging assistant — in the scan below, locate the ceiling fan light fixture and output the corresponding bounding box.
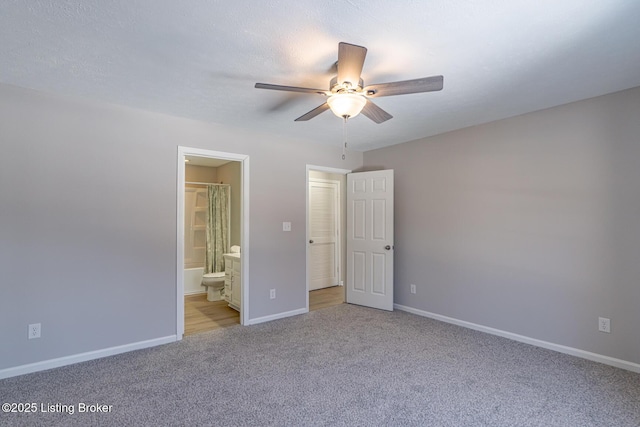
[327,93,367,119]
[255,42,443,124]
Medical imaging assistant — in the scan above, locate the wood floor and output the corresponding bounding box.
[309,285,345,311]
[184,294,239,336]
[184,285,345,336]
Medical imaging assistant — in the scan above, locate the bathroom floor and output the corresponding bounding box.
[184,294,240,336]
[184,285,345,336]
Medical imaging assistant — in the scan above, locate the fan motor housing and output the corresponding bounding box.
[330,76,364,94]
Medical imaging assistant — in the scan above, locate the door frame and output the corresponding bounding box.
[305,164,351,311]
[177,146,250,337]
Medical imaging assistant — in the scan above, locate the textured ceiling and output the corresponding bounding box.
[1,1,640,151]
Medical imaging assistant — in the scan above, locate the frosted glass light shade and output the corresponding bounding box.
[327,93,367,118]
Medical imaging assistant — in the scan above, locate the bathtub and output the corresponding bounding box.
[184,267,206,295]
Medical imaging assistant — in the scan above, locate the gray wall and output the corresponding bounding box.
[364,86,640,364]
[0,83,362,370]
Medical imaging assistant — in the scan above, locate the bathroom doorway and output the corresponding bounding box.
[306,165,350,312]
[177,147,250,339]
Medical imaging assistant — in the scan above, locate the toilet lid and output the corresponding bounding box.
[203,272,225,278]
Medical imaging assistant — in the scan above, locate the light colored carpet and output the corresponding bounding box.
[1,304,639,426]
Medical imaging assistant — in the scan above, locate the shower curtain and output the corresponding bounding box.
[205,185,230,274]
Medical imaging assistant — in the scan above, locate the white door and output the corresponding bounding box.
[346,170,394,311]
[308,179,340,290]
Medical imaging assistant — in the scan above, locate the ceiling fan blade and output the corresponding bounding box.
[255,83,327,95]
[361,100,393,124]
[364,75,443,97]
[294,103,330,121]
[337,42,367,87]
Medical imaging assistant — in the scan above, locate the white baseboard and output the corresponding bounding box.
[0,335,177,380]
[394,304,640,374]
[184,290,206,296]
[246,308,308,325]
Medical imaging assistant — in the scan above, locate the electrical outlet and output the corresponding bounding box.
[282,222,291,232]
[410,284,416,294]
[270,289,276,299]
[339,280,344,287]
[598,317,610,333]
[28,323,41,339]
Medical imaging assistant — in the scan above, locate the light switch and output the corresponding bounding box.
[283,222,291,231]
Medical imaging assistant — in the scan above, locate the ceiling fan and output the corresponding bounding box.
[255,42,443,123]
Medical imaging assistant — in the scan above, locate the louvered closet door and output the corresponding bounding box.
[308,180,340,291]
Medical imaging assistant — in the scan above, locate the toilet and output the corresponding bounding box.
[202,272,225,301]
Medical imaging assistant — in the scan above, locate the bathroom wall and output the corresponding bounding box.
[185,164,217,183]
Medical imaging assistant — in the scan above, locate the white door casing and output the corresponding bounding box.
[308,179,340,290]
[346,170,394,311]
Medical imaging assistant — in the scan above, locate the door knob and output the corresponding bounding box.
[384,245,391,250]
[309,240,314,244]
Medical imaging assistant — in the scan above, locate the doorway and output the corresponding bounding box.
[177,147,250,339]
[306,165,350,312]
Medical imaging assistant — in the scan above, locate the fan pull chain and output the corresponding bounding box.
[342,116,348,160]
